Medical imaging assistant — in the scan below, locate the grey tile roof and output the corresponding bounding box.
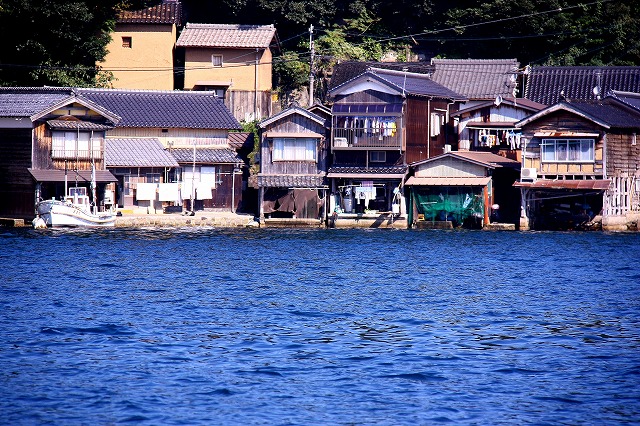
[47,119,113,131]
[176,23,277,48]
[105,138,179,167]
[118,1,182,25]
[329,61,433,90]
[228,132,255,150]
[564,98,640,128]
[524,66,640,105]
[77,88,240,129]
[0,87,72,117]
[170,147,242,164]
[608,90,640,112]
[327,165,407,174]
[257,174,326,188]
[258,105,325,128]
[430,58,519,100]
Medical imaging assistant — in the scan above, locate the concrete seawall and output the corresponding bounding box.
[115,212,259,228]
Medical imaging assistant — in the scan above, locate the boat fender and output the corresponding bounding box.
[32,216,47,229]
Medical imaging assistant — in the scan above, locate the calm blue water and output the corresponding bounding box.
[0,228,639,425]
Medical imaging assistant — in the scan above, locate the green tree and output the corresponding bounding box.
[0,0,124,87]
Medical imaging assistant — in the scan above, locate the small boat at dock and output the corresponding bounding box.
[36,186,115,227]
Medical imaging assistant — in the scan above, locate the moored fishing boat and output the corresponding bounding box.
[36,186,115,227]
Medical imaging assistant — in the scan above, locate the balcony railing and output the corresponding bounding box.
[51,150,104,160]
[332,127,402,149]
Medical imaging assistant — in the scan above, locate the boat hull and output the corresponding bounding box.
[37,200,115,227]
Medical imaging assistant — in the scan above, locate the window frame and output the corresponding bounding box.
[122,36,132,48]
[369,151,386,163]
[272,138,317,162]
[211,54,223,67]
[541,138,595,163]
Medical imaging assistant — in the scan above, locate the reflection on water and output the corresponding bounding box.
[0,228,639,424]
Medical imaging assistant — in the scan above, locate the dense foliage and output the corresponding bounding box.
[0,0,638,88]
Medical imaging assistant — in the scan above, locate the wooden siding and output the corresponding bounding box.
[107,127,229,147]
[227,90,276,122]
[0,128,36,218]
[414,158,486,178]
[260,112,328,177]
[606,132,640,176]
[405,97,429,163]
[520,111,604,177]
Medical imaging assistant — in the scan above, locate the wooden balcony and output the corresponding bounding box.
[51,150,104,160]
[332,127,402,150]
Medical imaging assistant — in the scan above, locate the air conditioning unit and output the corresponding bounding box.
[521,167,538,181]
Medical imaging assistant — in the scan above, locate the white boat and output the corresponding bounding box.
[36,187,115,227]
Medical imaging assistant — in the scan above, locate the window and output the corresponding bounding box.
[212,54,223,67]
[52,131,94,159]
[272,138,317,161]
[541,139,594,163]
[370,151,386,162]
[122,37,132,48]
[146,173,161,184]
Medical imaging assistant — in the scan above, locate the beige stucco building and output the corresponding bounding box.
[176,23,279,122]
[99,0,182,90]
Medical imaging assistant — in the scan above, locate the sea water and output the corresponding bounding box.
[1,228,639,425]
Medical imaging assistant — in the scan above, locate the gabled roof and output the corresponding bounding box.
[328,61,433,90]
[411,151,520,169]
[453,96,546,117]
[329,67,465,100]
[0,87,121,124]
[516,98,640,129]
[609,90,640,112]
[524,66,640,105]
[77,88,240,129]
[258,105,325,128]
[170,147,242,164]
[117,0,182,25]
[430,58,519,100]
[105,138,179,168]
[176,23,277,49]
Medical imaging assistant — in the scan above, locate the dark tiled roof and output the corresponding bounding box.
[564,98,640,128]
[257,174,326,188]
[453,97,546,116]
[77,89,240,129]
[0,87,72,117]
[118,1,182,25]
[430,58,519,100]
[327,165,407,174]
[329,61,433,90]
[609,90,640,112]
[258,105,325,128]
[176,23,277,48]
[371,68,464,99]
[170,147,242,164]
[524,66,640,105]
[47,119,113,131]
[228,132,255,150]
[105,138,179,167]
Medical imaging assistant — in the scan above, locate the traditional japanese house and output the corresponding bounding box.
[0,87,119,220]
[514,95,640,231]
[405,152,520,229]
[257,105,329,226]
[326,67,465,228]
[176,23,280,122]
[77,88,243,213]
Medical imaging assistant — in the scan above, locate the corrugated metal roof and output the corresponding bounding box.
[405,176,490,186]
[257,174,326,188]
[514,179,611,190]
[176,23,276,48]
[117,1,182,25]
[170,147,242,164]
[28,169,117,183]
[77,88,240,129]
[105,138,178,167]
[524,66,640,105]
[430,58,519,100]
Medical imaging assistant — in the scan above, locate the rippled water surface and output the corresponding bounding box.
[1,228,639,425]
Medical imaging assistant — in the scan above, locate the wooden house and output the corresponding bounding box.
[514,95,640,231]
[257,105,329,226]
[326,67,465,228]
[176,23,279,122]
[77,88,243,213]
[405,152,520,229]
[99,0,183,90]
[0,87,119,220]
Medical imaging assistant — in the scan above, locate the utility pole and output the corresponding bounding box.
[309,24,315,107]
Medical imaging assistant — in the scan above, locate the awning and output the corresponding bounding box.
[514,179,611,190]
[29,169,117,183]
[533,131,599,137]
[47,120,113,131]
[264,131,324,138]
[327,172,405,179]
[405,176,491,186]
[466,121,518,130]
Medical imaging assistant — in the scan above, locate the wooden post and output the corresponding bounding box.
[483,185,489,227]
